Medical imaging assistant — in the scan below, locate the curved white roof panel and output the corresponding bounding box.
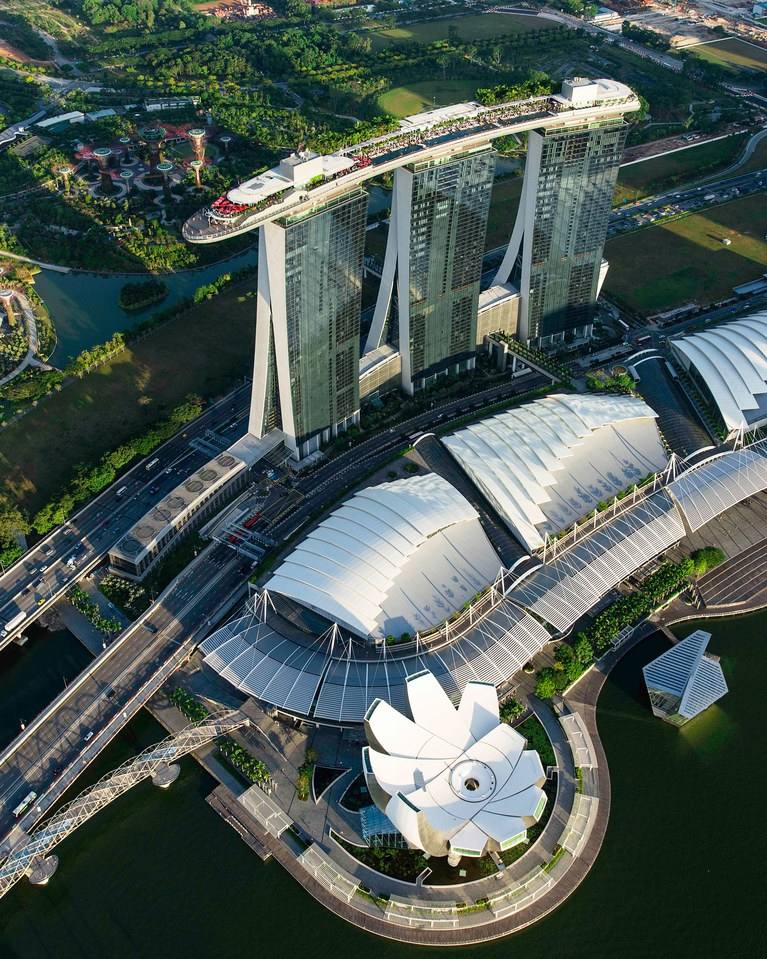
[266,474,500,639]
[363,673,547,859]
[667,439,767,532]
[200,594,552,724]
[443,393,668,552]
[509,490,685,632]
[670,313,767,432]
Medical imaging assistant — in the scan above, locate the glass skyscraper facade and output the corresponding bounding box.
[250,190,367,458]
[518,119,627,345]
[399,147,495,391]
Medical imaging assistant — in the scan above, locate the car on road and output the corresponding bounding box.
[144,621,158,633]
[83,730,94,742]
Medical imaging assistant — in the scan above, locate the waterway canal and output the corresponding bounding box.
[0,613,763,957]
[36,247,258,366]
[33,185,395,366]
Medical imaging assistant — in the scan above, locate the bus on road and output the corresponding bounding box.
[13,790,37,818]
[1,609,28,638]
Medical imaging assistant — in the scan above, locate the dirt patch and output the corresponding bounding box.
[0,40,52,66]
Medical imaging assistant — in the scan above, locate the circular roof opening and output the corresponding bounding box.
[448,760,496,803]
[185,479,204,493]
[200,468,218,482]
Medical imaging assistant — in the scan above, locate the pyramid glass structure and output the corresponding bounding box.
[642,629,728,725]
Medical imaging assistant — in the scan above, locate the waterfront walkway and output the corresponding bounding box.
[166,661,609,945]
[0,290,46,387]
[661,533,767,624]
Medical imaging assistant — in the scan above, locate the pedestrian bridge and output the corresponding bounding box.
[0,709,248,899]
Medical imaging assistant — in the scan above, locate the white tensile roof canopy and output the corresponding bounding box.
[670,313,767,434]
[363,672,547,861]
[266,473,500,640]
[443,393,668,552]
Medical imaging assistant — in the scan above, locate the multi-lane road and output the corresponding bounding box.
[0,383,252,650]
[0,368,547,844]
[608,167,767,237]
[0,540,247,841]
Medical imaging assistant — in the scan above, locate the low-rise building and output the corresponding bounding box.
[35,111,85,131]
[108,433,282,580]
[643,630,728,725]
[443,393,668,552]
[144,96,200,113]
[266,473,501,641]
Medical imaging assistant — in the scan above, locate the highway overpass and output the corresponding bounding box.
[0,382,252,652]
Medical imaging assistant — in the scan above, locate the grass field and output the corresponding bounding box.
[0,281,257,512]
[604,192,767,315]
[614,134,748,205]
[377,79,481,118]
[690,37,767,74]
[368,12,551,50]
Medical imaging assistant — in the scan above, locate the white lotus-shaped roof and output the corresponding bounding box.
[363,672,547,860]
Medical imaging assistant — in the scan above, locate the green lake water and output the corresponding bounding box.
[35,247,259,366]
[0,613,764,957]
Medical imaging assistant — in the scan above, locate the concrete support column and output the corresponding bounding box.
[151,763,180,788]
[28,855,59,886]
[494,130,543,344]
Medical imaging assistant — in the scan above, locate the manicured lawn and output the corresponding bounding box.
[614,133,748,205]
[604,192,767,315]
[0,281,257,512]
[377,79,481,118]
[368,12,551,50]
[690,37,767,73]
